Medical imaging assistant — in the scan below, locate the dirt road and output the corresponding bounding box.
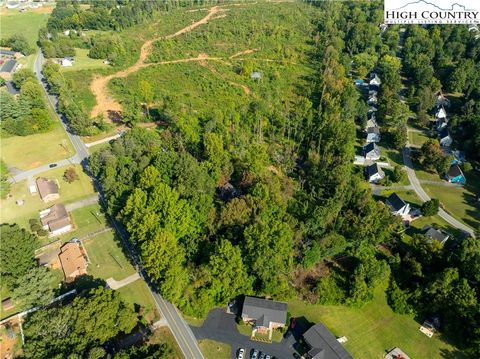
[90,6,228,120]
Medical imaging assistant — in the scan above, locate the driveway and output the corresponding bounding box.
[191,309,298,359]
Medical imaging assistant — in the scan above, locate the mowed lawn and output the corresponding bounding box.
[117,280,160,323]
[289,288,467,359]
[408,130,430,147]
[60,48,109,73]
[1,122,74,170]
[83,230,135,281]
[0,8,51,47]
[0,165,95,228]
[199,340,231,359]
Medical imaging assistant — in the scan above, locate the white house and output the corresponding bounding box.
[386,193,411,217]
[368,93,378,105]
[436,107,447,119]
[363,142,381,160]
[438,128,453,147]
[369,73,381,86]
[366,126,381,143]
[366,163,385,183]
[61,57,74,67]
[40,204,72,237]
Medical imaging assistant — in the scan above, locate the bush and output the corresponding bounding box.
[391,165,406,183]
[387,278,412,314]
[421,198,439,216]
[64,167,80,183]
[37,229,49,237]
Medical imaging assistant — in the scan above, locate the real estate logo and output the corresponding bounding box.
[384,0,480,24]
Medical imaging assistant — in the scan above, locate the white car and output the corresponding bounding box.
[238,348,245,359]
[251,350,259,359]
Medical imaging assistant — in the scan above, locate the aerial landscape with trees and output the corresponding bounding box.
[1,0,479,358]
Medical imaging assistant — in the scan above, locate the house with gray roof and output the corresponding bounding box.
[241,296,287,333]
[386,193,410,217]
[366,163,384,183]
[424,227,449,245]
[303,323,353,359]
[363,142,381,161]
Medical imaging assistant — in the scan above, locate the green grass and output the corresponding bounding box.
[236,322,253,337]
[0,164,95,229]
[60,48,109,73]
[199,339,231,359]
[1,122,74,170]
[57,203,107,241]
[83,230,136,281]
[184,314,206,327]
[408,131,430,147]
[116,279,160,323]
[0,7,51,48]
[289,287,467,359]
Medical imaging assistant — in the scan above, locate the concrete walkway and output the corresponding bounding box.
[65,194,99,211]
[106,273,141,290]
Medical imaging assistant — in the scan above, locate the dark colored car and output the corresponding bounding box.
[49,163,58,168]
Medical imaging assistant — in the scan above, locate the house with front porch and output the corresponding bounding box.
[241,296,287,337]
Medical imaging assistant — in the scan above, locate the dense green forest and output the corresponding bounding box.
[0,69,53,136]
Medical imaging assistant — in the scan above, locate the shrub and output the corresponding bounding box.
[64,167,80,183]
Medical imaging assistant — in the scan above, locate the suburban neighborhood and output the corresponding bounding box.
[1,1,479,359]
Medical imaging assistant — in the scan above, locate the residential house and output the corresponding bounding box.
[363,142,381,161]
[59,242,87,282]
[369,73,381,87]
[385,193,410,217]
[436,107,447,119]
[366,126,381,143]
[36,177,60,202]
[438,128,452,147]
[241,296,287,333]
[40,203,72,237]
[385,348,410,359]
[0,59,19,79]
[303,323,353,359]
[424,227,450,245]
[435,92,450,108]
[367,93,378,105]
[61,57,74,67]
[0,49,20,59]
[445,164,466,184]
[435,117,447,131]
[366,163,385,183]
[368,106,377,113]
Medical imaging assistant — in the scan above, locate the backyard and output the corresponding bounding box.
[60,48,109,73]
[0,165,95,229]
[289,287,467,359]
[82,230,135,281]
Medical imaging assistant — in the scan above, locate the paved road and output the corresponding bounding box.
[12,52,205,358]
[106,273,141,290]
[402,145,475,237]
[35,52,89,162]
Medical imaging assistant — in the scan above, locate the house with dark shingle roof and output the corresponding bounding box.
[303,323,353,359]
[0,59,18,74]
[385,193,410,217]
[438,128,452,147]
[241,296,287,333]
[445,164,466,184]
[424,227,450,245]
[366,163,384,183]
[366,126,381,143]
[363,142,381,161]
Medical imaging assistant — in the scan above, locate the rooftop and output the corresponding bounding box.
[386,193,407,211]
[303,323,353,359]
[59,242,87,280]
[242,296,288,326]
[36,177,59,199]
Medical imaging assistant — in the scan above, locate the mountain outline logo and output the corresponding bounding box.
[392,0,475,12]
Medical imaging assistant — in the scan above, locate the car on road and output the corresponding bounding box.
[49,163,58,168]
[251,350,259,359]
[238,348,245,359]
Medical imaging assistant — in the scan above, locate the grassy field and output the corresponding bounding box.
[0,164,95,228]
[148,326,184,359]
[408,130,430,147]
[117,279,160,323]
[1,122,74,170]
[0,7,51,47]
[83,230,135,281]
[199,339,231,359]
[60,48,109,73]
[289,287,467,359]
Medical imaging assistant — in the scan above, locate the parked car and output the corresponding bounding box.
[265,356,271,359]
[251,350,259,359]
[49,163,57,168]
[259,353,266,359]
[238,348,245,359]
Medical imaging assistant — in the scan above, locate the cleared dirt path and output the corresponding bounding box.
[90,6,227,119]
